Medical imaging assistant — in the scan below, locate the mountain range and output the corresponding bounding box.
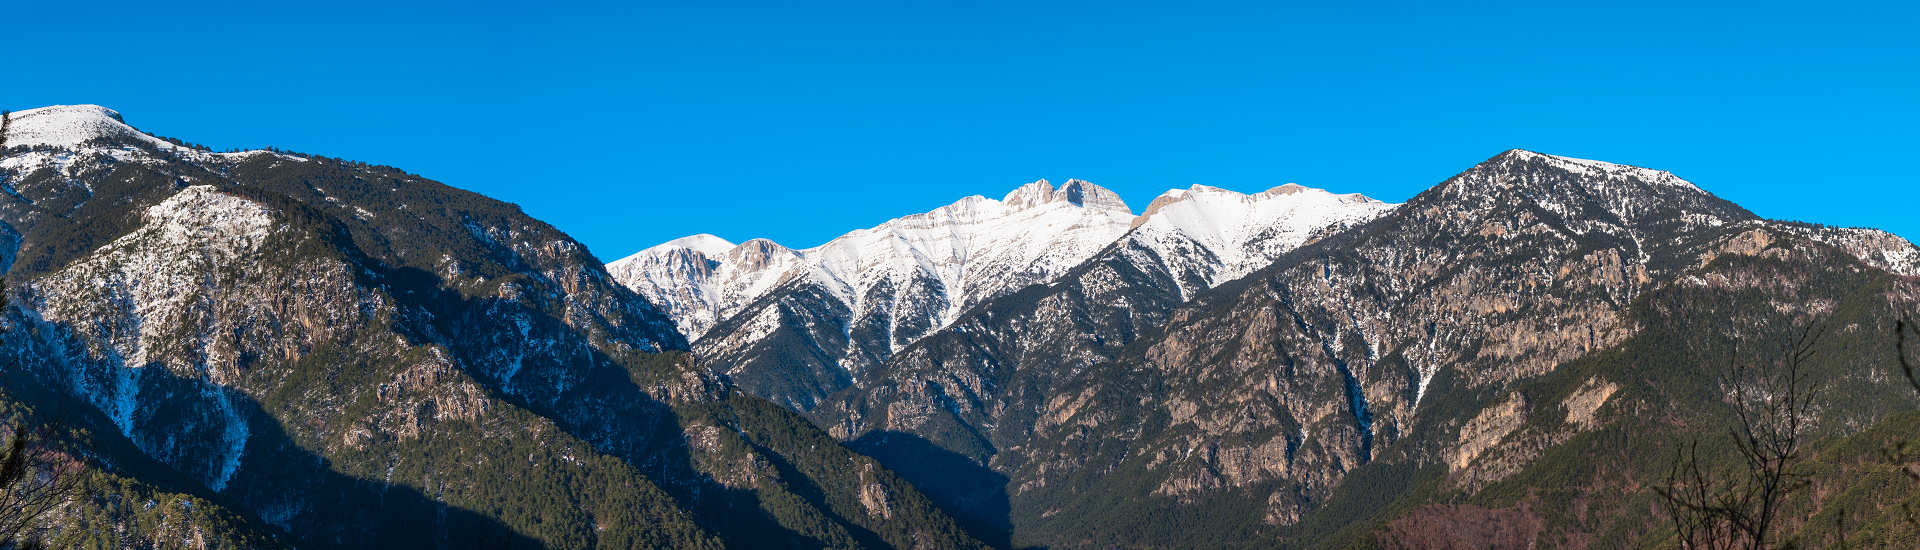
[0,105,981,549]
[609,178,1394,412]
[3,104,1918,548]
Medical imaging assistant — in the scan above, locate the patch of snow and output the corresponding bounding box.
[35,185,276,369]
[4,105,173,150]
[612,178,1136,343]
[1124,183,1398,298]
[1771,222,1920,277]
[208,389,251,492]
[643,233,737,257]
[1505,149,1701,191]
[2,105,283,170]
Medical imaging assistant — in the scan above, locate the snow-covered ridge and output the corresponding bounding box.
[1504,149,1701,191]
[612,178,1137,342]
[1003,178,1129,211]
[38,185,278,369]
[4,104,176,150]
[2,105,289,167]
[613,175,1399,363]
[1770,222,1920,277]
[139,185,279,247]
[26,185,274,491]
[640,233,738,257]
[1123,183,1398,298]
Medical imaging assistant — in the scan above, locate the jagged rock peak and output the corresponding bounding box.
[729,238,800,268]
[1002,178,1130,212]
[1000,179,1053,206]
[3,104,163,149]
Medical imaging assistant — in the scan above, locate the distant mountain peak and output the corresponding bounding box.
[729,238,801,269]
[1135,182,1382,226]
[612,177,1141,396]
[3,104,160,149]
[10,103,125,123]
[1124,182,1398,297]
[643,233,737,257]
[1491,148,1700,191]
[1253,182,1311,197]
[1001,178,1129,212]
[1000,179,1054,207]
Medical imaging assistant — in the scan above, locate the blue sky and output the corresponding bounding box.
[4,1,1916,259]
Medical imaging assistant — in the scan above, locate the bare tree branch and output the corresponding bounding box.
[1899,317,1919,397]
[0,423,88,547]
[1657,324,1826,549]
[1887,315,1920,535]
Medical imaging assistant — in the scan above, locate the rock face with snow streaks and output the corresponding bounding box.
[0,105,982,549]
[807,150,1920,548]
[613,178,1142,409]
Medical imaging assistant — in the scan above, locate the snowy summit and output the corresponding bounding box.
[2,104,172,150]
[609,178,1137,343]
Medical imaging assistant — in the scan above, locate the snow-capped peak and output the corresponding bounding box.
[1134,183,1380,228]
[612,178,1139,344]
[1499,149,1700,191]
[2,105,301,178]
[642,233,737,257]
[3,104,170,150]
[1001,179,1057,208]
[1002,178,1129,211]
[1124,182,1398,297]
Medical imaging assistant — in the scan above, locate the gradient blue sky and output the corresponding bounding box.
[4,1,1915,259]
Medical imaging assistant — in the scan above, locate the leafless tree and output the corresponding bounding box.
[0,276,85,548]
[1898,317,1919,397]
[1657,325,1825,550]
[0,422,87,548]
[1885,316,1920,534]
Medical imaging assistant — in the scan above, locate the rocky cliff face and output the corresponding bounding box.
[0,105,982,549]
[612,178,1141,410]
[807,149,1920,547]
[18,102,1910,549]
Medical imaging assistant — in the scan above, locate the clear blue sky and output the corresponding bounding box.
[5,1,1916,259]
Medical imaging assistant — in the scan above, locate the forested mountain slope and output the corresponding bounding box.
[0,105,981,549]
[810,149,1920,548]
[10,103,1913,549]
[611,179,1141,411]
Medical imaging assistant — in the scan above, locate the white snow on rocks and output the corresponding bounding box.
[1503,149,1701,192]
[606,177,1128,342]
[1773,223,1920,277]
[645,233,739,258]
[36,185,276,371]
[612,178,1136,342]
[614,176,1399,359]
[807,179,1134,323]
[1,105,293,175]
[1123,183,1398,299]
[25,185,274,492]
[3,105,174,150]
